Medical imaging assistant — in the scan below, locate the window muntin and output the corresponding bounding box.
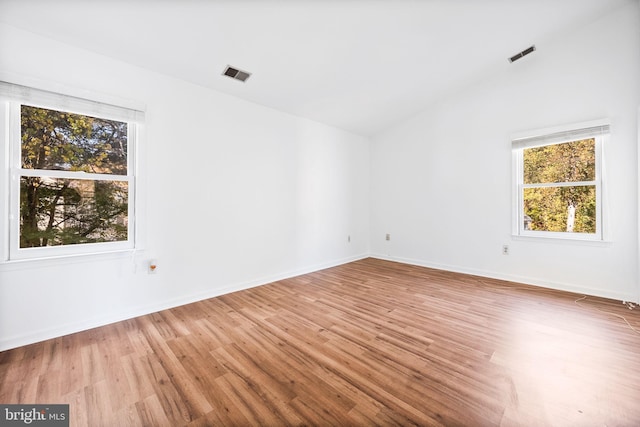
[513,122,606,241]
[8,102,136,259]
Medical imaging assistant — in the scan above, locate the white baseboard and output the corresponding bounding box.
[0,253,369,351]
[370,253,638,303]
[2,251,635,351]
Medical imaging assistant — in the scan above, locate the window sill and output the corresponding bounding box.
[511,233,612,247]
[0,249,141,272]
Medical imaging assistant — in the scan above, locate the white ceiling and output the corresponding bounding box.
[0,0,632,136]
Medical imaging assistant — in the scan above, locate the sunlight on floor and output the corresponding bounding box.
[491,307,628,426]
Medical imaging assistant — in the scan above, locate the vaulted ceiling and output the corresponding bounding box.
[0,0,632,136]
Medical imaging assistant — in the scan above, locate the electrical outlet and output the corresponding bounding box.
[502,245,509,255]
[348,235,351,243]
[149,259,158,274]
[386,233,391,241]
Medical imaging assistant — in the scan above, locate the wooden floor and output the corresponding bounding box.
[1,258,640,426]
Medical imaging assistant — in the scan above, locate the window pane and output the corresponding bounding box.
[523,139,595,184]
[20,177,128,248]
[523,185,596,233]
[21,105,127,175]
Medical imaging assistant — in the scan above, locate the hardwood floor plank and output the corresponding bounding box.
[135,394,172,427]
[212,344,303,425]
[137,353,197,425]
[112,403,144,427]
[213,372,287,426]
[61,388,89,427]
[84,380,115,425]
[1,258,639,426]
[120,354,156,402]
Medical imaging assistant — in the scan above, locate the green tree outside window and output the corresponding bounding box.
[20,105,129,248]
[522,139,596,234]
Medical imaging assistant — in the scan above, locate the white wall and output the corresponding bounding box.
[0,24,370,351]
[1,3,639,352]
[371,3,640,302]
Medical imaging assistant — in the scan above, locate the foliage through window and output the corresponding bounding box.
[19,105,130,249]
[513,122,607,240]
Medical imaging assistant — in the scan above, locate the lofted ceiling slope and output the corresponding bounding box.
[0,0,632,136]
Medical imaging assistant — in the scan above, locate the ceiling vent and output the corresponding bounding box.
[223,65,251,82]
[508,45,536,63]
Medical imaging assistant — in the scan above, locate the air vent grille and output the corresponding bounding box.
[509,45,536,63]
[222,65,251,82]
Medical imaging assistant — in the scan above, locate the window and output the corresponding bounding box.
[512,120,608,241]
[1,82,144,260]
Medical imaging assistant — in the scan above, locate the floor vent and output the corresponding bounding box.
[509,45,536,63]
[222,66,251,82]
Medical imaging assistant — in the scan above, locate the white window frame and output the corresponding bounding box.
[0,81,145,261]
[512,119,608,242]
